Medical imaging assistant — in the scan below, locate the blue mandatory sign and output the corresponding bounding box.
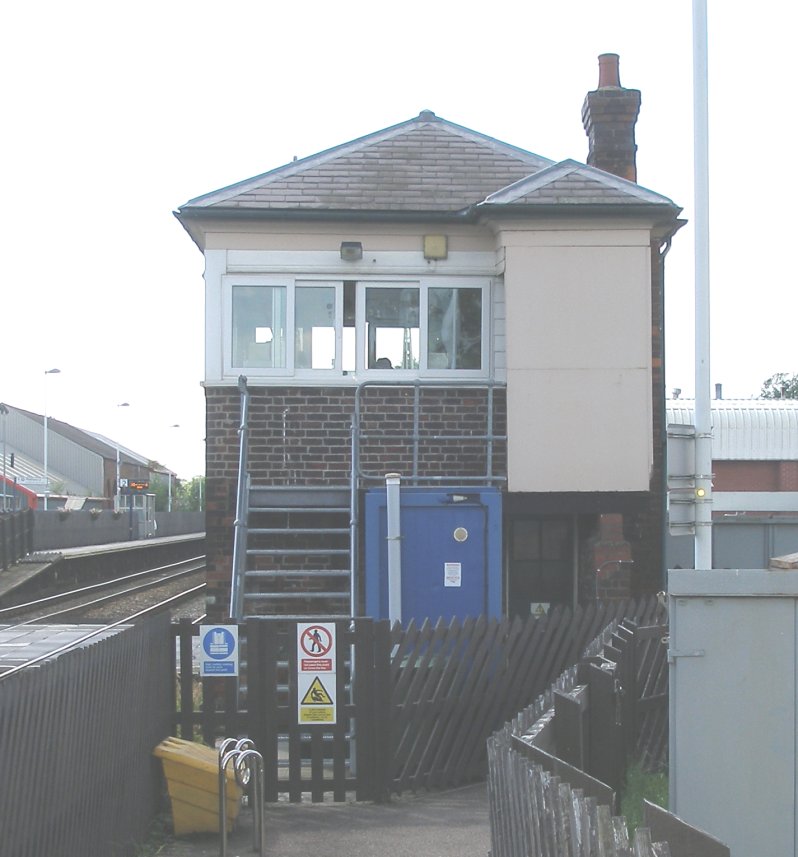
[203,627,236,660]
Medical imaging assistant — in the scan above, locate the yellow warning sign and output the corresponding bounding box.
[300,676,333,706]
[300,707,334,723]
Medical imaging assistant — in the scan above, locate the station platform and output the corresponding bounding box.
[0,623,130,674]
[0,532,204,602]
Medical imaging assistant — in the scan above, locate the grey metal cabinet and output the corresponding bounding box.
[669,568,798,856]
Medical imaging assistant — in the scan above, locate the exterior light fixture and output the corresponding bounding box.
[340,241,363,262]
[423,234,448,260]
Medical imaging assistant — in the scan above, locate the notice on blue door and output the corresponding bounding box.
[199,625,239,676]
[444,562,462,587]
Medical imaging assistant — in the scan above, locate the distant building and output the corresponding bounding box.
[667,398,798,568]
[0,404,171,511]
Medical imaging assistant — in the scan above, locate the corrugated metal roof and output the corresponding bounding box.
[667,399,798,460]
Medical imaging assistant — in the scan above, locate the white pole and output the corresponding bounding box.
[115,446,121,512]
[1,403,8,512]
[42,368,61,511]
[385,473,402,624]
[116,402,130,512]
[693,0,713,569]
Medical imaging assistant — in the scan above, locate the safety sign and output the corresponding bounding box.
[297,622,337,724]
[199,625,239,676]
[298,623,335,673]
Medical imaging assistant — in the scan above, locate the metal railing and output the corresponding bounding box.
[349,379,506,615]
[230,375,251,620]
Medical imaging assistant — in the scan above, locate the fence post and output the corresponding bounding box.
[371,619,393,801]
[585,661,623,797]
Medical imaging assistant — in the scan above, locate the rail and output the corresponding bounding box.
[0,555,205,624]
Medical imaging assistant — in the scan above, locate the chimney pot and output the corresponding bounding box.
[582,53,641,183]
[597,53,621,88]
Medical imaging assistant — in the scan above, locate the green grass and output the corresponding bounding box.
[619,760,668,835]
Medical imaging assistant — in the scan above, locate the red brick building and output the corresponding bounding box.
[177,55,683,622]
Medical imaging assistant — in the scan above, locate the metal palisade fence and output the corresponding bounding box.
[0,615,173,857]
[174,597,661,802]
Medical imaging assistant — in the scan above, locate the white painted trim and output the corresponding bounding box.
[226,249,499,277]
[204,250,226,380]
[212,272,494,383]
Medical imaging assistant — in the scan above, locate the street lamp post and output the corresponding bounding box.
[43,368,61,511]
[115,403,130,512]
[167,424,180,512]
[0,403,8,512]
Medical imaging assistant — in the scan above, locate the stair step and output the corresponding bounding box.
[242,613,352,621]
[246,527,349,536]
[245,592,349,601]
[245,570,350,579]
[248,487,350,508]
[248,506,349,515]
[247,548,349,556]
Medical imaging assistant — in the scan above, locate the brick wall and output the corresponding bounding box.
[203,383,507,614]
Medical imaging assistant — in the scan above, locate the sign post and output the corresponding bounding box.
[199,625,239,676]
[297,622,337,724]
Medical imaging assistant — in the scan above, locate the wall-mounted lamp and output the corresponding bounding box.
[423,234,448,260]
[340,241,363,262]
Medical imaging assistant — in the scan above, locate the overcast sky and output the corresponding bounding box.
[2,1,795,479]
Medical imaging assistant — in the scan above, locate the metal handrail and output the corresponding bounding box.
[349,378,507,617]
[230,376,251,620]
[352,378,507,484]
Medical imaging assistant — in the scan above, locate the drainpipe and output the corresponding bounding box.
[385,473,402,624]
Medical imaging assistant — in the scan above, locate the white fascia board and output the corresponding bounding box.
[204,250,226,381]
[713,492,798,512]
[225,249,499,277]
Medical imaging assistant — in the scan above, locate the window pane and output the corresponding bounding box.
[295,286,336,369]
[428,288,482,369]
[365,287,419,369]
[232,286,286,368]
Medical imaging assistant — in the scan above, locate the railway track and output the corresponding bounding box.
[0,555,207,624]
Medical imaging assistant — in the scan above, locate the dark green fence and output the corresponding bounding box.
[1,508,33,570]
[0,615,173,857]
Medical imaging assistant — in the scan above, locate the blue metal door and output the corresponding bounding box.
[365,488,501,624]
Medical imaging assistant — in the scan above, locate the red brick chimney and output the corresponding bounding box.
[581,53,641,183]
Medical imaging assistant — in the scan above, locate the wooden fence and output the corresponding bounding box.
[487,621,729,857]
[174,596,662,801]
[0,615,174,857]
[0,508,33,570]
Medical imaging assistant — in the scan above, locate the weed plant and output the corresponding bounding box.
[620,760,668,836]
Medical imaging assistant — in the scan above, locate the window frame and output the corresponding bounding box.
[222,274,491,380]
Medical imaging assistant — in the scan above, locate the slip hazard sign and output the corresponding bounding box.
[297,622,337,724]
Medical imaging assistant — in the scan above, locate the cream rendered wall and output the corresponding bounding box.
[501,227,653,492]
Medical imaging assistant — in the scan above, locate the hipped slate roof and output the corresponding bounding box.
[176,110,679,222]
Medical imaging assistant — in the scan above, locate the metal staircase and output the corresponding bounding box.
[237,485,352,619]
[230,378,353,620]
